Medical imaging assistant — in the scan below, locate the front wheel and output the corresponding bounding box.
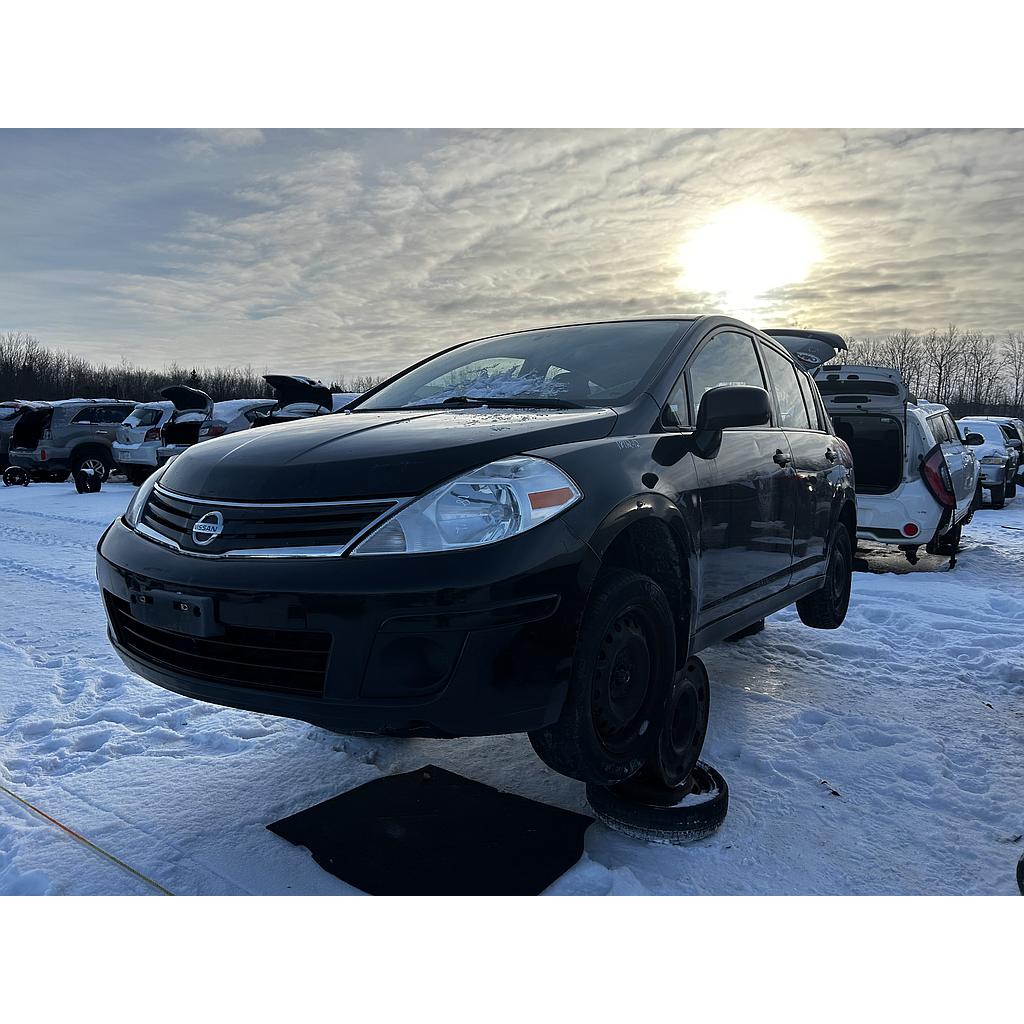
[797,522,852,629]
[991,483,1006,510]
[529,567,676,785]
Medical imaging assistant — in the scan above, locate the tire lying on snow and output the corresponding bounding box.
[586,761,728,845]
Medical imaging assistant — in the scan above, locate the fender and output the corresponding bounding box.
[566,490,701,645]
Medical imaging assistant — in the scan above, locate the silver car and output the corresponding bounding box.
[113,401,174,484]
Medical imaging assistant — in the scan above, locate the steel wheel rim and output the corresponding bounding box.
[592,609,654,754]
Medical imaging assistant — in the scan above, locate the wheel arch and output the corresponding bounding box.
[584,493,698,663]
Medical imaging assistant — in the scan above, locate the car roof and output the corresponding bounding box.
[48,397,135,407]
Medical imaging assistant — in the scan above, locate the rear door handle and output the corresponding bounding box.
[825,448,839,463]
[773,449,792,467]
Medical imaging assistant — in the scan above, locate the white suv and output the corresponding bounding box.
[814,366,980,559]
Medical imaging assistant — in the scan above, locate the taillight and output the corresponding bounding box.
[40,448,47,461]
[144,427,161,442]
[202,423,227,438]
[921,444,955,509]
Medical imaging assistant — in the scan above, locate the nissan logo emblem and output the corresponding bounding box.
[191,510,224,546]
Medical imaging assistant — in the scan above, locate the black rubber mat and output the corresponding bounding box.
[268,765,594,895]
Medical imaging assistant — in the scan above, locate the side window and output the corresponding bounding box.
[760,344,812,429]
[928,415,950,444]
[797,372,823,431]
[70,408,94,424]
[943,413,961,443]
[683,331,766,425]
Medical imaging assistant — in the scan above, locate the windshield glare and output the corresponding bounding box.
[356,321,685,411]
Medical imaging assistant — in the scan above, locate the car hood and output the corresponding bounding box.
[968,441,1009,460]
[159,406,618,501]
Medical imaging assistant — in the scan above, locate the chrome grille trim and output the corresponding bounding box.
[133,486,412,559]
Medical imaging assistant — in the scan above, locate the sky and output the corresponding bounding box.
[2,128,1023,384]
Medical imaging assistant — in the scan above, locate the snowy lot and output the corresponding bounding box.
[1,480,1022,895]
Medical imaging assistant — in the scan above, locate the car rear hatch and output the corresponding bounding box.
[10,404,53,451]
[252,375,333,426]
[763,328,848,371]
[160,386,213,446]
[117,402,171,445]
[813,365,910,496]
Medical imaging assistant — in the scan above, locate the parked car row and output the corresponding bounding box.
[767,331,1020,563]
[1,375,357,487]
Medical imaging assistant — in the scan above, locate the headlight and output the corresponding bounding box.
[351,456,582,556]
[124,464,168,528]
[980,455,1005,465]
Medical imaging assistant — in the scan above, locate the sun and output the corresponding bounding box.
[675,203,821,312]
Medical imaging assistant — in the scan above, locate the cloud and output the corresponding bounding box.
[180,128,266,158]
[3,128,1024,382]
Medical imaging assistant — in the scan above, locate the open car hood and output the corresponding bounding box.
[160,385,214,417]
[263,375,333,413]
[764,329,848,371]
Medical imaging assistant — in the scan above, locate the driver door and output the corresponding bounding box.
[666,329,795,625]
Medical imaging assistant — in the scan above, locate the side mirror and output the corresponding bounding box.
[963,432,986,447]
[695,385,771,433]
[1007,438,1022,450]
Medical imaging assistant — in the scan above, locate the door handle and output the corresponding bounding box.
[773,449,792,467]
[825,448,839,463]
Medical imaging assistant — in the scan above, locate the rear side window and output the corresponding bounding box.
[760,344,812,429]
[928,415,950,444]
[70,407,97,424]
[797,372,824,430]
[680,331,765,425]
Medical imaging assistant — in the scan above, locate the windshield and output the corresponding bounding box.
[355,321,686,411]
[960,421,1005,445]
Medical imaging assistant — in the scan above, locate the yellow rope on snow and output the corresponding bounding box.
[0,781,173,896]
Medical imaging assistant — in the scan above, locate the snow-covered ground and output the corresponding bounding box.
[1,480,1021,895]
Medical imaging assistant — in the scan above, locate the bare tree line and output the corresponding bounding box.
[0,332,386,403]
[3,327,1023,417]
[847,325,1024,417]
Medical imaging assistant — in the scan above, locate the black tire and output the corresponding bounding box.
[1017,853,1024,896]
[126,467,151,486]
[926,521,962,557]
[797,521,853,629]
[991,484,1006,510]
[529,567,676,785]
[642,656,710,788]
[72,449,112,483]
[3,466,28,487]
[587,762,729,845]
[1007,475,1017,499]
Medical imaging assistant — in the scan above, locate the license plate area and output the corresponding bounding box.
[128,590,223,637]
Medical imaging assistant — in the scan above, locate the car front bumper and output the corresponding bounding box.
[97,516,597,737]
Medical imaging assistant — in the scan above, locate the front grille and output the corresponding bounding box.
[105,593,330,697]
[140,486,398,555]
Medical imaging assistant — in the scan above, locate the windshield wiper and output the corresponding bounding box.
[424,395,582,410]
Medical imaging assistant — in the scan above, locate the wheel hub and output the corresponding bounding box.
[592,613,652,752]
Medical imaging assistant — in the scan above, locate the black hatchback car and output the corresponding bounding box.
[97,317,856,786]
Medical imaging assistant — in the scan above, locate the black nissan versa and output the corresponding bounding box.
[97,317,856,786]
